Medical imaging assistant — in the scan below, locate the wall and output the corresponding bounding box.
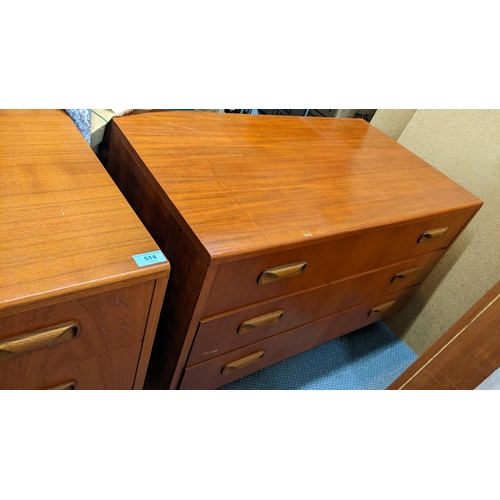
[372,109,500,354]
[369,109,416,140]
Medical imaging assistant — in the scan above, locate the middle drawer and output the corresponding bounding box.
[187,250,444,366]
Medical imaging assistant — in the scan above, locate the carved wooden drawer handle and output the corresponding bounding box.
[0,321,80,363]
[46,380,78,390]
[390,267,421,283]
[257,261,308,285]
[221,350,265,375]
[238,310,284,335]
[417,227,448,243]
[368,300,396,317]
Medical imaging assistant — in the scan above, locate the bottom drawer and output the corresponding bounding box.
[179,285,419,389]
[2,342,142,390]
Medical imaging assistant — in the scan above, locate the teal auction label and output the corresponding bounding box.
[132,250,167,267]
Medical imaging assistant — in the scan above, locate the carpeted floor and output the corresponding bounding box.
[218,322,417,390]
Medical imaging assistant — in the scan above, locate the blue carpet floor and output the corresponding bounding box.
[218,322,417,390]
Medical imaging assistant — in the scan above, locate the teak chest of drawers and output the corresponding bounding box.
[0,110,170,390]
[102,111,482,390]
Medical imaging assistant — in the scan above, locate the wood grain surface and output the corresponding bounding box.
[0,281,153,387]
[110,112,482,263]
[4,342,143,390]
[387,280,500,390]
[180,285,420,390]
[101,126,213,389]
[201,210,475,317]
[188,250,446,365]
[0,109,170,317]
[102,112,483,390]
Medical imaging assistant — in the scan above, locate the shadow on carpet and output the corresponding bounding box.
[218,322,417,390]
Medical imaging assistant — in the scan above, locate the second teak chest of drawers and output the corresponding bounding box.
[0,110,170,390]
[102,111,482,390]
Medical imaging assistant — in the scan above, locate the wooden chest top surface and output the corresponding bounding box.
[0,109,169,317]
[112,112,482,261]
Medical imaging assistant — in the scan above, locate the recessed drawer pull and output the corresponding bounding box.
[390,267,421,283]
[221,350,265,375]
[417,226,448,243]
[0,321,80,363]
[257,261,308,285]
[238,310,285,335]
[368,300,396,317]
[46,380,78,390]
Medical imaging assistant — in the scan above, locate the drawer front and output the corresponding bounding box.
[0,281,154,384]
[180,284,419,389]
[1,342,142,390]
[203,210,475,316]
[188,250,445,366]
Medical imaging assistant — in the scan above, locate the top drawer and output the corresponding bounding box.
[202,209,476,316]
[0,281,154,387]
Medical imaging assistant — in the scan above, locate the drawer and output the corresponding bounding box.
[0,281,154,383]
[180,284,419,389]
[188,250,445,365]
[202,210,475,316]
[1,342,142,390]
